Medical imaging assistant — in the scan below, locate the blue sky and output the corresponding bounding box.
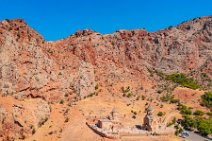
[0,0,211,41]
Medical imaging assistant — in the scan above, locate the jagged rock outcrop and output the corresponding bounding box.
[0,107,5,125]
[0,19,52,99]
[78,62,96,98]
[0,17,211,101]
[0,97,50,139]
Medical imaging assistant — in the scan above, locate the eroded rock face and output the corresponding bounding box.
[0,97,50,139]
[0,107,6,125]
[0,19,51,99]
[0,17,212,100]
[78,62,96,98]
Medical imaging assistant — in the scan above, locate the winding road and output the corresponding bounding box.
[182,131,211,141]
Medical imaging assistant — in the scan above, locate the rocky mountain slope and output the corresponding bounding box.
[0,16,211,140]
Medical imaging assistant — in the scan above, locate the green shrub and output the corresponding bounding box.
[131,110,137,115]
[181,115,197,130]
[166,73,200,90]
[60,100,64,104]
[181,111,212,136]
[172,117,177,123]
[87,93,95,98]
[207,112,212,117]
[193,110,204,116]
[132,115,136,119]
[175,125,183,135]
[160,94,174,102]
[201,73,208,79]
[95,84,99,90]
[175,130,180,136]
[197,119,212,135]
[64,93,69,97]
[121,86,134,98]
[157,111,165,117]
[64,117,69,123]
[141,95,146,100]
[167,117,177,127]
[32,128,36,135]
[127,92,132,98]
[201,92,212,108]
[170,99,180,104]
[48,131,53,135]
[121,86,130,93]
[38,117,48,127]
[179,104,192,115]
